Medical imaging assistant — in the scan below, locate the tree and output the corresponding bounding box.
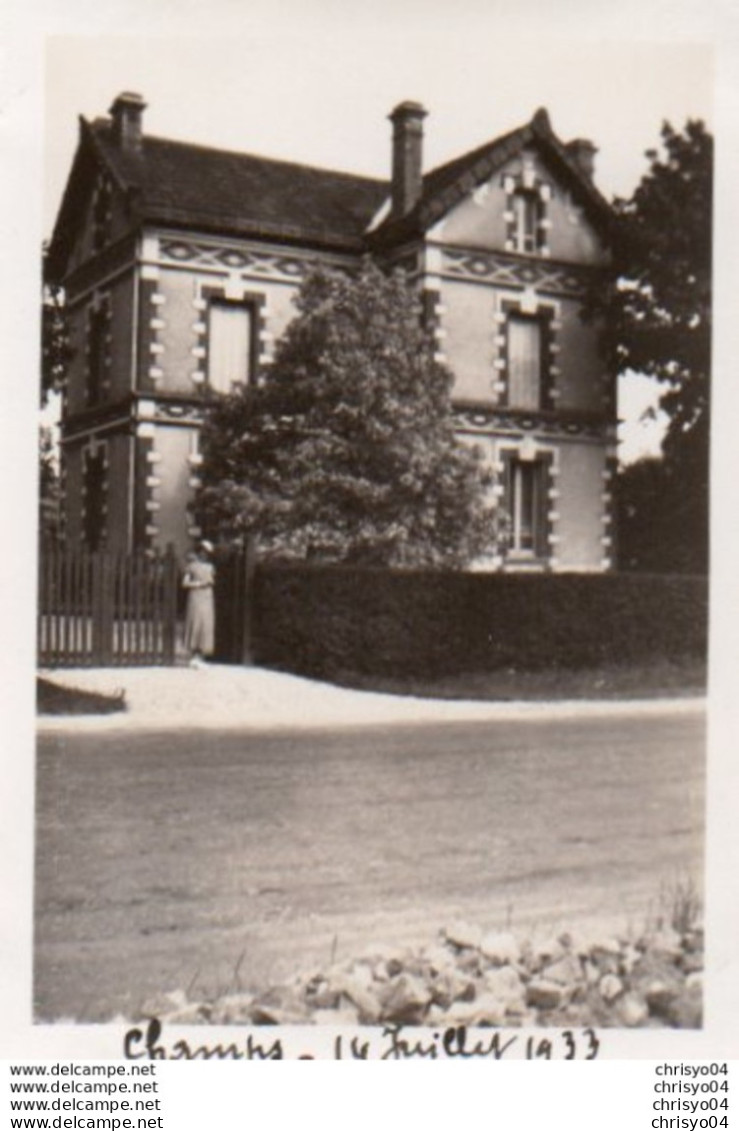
[41,245,73,407]
[40,246,72,545]
[196,261,502,568]
[38,425,61,546]
[588,121,712,573]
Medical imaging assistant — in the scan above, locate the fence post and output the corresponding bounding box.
[240,536,257,665]
[162,544,178,665]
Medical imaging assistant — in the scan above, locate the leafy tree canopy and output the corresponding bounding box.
[41,246,73,407]
[197,260,501,568]
[589,120,712,573]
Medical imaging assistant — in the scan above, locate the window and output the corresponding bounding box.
[207,300,254,392]
[504,456,549,559]
[92,181,112,252]
[87,307,107,406]
[507,315,542,409]
[512,190,539,253]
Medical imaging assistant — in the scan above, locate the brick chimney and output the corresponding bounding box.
[389,101,427,217]
[566,138,597,180]
[109,92,147,154]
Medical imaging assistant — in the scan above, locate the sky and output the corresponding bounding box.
[37,24,714,462]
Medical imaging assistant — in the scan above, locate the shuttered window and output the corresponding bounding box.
[207,301,253,392]
[507,315,542,409]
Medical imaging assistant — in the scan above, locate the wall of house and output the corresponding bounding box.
[104,432,133,552]
[153,263,303,396]
[65,174,134,278]
[144,424,197,557]
[107,275,135,400]
[60,443,83,546]
[63,309,89,417]
[438,279,497,402]
[553,442,609,570]
[430,150,607,267]
[555,295,607,413]
[63,273,135,415]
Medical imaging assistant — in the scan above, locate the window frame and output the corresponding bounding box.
[512,189,540,254]
[500,449,553,563]
[200,286,267,395]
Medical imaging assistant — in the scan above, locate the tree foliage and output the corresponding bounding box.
[616,457,705,575]
[38,425,61,546]
[589,120,712,573]
[196,261,501,567]
[41,246,73,407]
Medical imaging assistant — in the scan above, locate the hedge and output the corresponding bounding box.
[251,566,708,680]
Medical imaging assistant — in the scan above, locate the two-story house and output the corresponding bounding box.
[46,93,615,569]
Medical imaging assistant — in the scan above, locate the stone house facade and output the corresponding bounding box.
[46,93,615,569]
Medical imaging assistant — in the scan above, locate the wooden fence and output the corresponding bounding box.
[38,547,179,667]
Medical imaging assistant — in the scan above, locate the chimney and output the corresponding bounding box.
[109,92,147,154]
[566,138,597,180]
[389,101,427,217]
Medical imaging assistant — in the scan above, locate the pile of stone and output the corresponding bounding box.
[144,919,703,1029]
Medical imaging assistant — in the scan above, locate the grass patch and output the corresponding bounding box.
[37,677,127,716]
[325,658,707,702]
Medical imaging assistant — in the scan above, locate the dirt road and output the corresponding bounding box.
[34,709,704,1021]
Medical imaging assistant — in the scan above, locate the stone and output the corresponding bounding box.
[166,1004,214,1024]
[648,928,683,959]
[444,921,483,950]
[681,950,703,975]
[456,949,483,976]
[664,987,702,1029]
[207,994,255,1024]
[644,982,679,1021]
[482,964,525,1005]
[533,936,567,965]
[444,993,507,1027]
[379,973,431,1024]
[598,974,623,1003]
[136,989,188,1019]
[541,955,583,987]
[429,970,476,1009]
[587,935,623,957]
[480,931,520,965]
[686,972,703,992]
[616,992,649,1028]
[304,979,341,1010]
[423,943,457,975]
[526,979,564,1011]
[330,974,382,1023]
[249,985,311,1025]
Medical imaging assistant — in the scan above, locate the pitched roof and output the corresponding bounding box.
[47,105,611,280]
[47,118,389,278]
[369,108,613,248]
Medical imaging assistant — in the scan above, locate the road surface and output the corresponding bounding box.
[34,709,704,1021]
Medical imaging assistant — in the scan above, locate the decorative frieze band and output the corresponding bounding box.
[160,238,316,281]
[453,405,610,440]
[441,248,592,296]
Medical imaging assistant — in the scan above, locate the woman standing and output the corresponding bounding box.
[182,541,216,667]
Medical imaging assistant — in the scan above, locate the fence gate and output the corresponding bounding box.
[38,546,179,667]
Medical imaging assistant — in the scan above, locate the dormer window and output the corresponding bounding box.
[512,190,539,254]
[503,175,550,256]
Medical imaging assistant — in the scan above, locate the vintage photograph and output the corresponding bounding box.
[32,25,711,1042]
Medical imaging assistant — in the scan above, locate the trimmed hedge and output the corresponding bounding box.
[252,566,708,680]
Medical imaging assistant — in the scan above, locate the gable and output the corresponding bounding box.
[427,145,609,265]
